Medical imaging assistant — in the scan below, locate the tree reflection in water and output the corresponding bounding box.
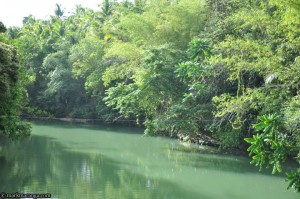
[0,121,297,199]
[0,135,207,199]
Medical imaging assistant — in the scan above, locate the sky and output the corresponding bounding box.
[0,0,102,27]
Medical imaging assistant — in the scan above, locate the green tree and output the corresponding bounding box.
[101,0,113,18]
[203,0,300,191]
[245,114,299,191]
[54,4,64,18]
[0,21,6,33]
[0,22,30,139]
[104,45,185,133]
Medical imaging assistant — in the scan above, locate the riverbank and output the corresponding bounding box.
[21,116,138,126]
[177,133,219,147]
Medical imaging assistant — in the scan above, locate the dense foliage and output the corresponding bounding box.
[0,22,30,139]
[1,0,299,191]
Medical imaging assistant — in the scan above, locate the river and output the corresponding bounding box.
[0,121,298,199]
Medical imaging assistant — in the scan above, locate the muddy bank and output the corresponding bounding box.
[177,133,219,147]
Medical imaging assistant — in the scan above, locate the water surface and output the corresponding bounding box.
[0,121,298,199]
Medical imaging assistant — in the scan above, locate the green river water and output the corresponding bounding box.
[0,121,298,199]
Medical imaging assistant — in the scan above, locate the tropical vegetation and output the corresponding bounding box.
[0,0,299,192]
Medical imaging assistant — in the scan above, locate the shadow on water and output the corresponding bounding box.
[0,121,298,199]
[0,135,212,199]
[26,119,144,135]
[25,120,295,178]
[164,142,297,178]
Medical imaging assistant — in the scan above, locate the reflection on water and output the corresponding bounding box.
[0,121,298,199]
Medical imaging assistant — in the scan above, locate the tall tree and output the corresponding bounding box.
[54,4,64,18]
[0,21,30,139]
[202,0,300,191]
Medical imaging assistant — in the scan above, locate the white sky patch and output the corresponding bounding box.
[0,0,102,27]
